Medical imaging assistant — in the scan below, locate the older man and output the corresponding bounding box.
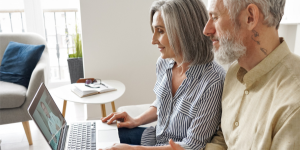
[171,0,300,149]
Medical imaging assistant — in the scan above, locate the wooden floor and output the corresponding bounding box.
[0,96,86,150]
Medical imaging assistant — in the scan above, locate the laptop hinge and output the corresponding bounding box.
[59,124,69,150]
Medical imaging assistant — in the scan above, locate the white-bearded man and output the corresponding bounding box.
[170,0,300,149]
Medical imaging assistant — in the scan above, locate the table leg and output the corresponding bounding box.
[111,101,116,112]
[62,100,67,118]
[101,104,106,117]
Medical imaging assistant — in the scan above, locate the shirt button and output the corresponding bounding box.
[235,122,239,127]
[245,90,249,95]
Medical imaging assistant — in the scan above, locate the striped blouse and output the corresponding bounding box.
[141,57,225,150]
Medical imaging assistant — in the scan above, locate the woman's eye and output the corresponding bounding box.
[158,29,164,34]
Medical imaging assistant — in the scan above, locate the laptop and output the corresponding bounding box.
[28,83,120,150]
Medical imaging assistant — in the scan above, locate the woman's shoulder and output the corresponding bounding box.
[156,57,172,66]
[156,57,173,74]
[194,61,226,83]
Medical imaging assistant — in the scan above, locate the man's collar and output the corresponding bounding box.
[237,38,291,88]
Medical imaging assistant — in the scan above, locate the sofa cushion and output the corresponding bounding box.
[0,81,26,109]
[0,41,45,88]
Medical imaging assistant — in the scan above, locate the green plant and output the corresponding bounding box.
[68,25,82,58]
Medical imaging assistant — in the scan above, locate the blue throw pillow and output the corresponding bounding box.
[0,41,45,88]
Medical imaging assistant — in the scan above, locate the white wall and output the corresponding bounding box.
[79,0,299,119]
[80,0,159,119]
[278,25,298,53]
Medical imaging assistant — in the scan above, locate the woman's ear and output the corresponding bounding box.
[240,4,260,31]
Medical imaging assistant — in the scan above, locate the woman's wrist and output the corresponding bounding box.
[133,117,142,127]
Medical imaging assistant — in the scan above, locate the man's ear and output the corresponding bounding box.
[240,4,260,30]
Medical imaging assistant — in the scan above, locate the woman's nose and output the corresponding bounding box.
[151,33,159,45]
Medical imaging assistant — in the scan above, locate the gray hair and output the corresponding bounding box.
[223,0,286,29]
[150,0,213,66]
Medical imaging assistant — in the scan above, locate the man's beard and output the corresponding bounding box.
[212,30,246,65]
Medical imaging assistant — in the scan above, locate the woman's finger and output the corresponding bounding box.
[117,121,131,128]
[101,113,116,122]
[107,113,126,124]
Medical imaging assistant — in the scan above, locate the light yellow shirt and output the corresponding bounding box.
[206,39,300,150]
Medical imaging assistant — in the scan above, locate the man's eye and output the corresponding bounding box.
[212,16,218,21]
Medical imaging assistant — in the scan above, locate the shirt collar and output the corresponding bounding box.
[167,59,207,79]
[237,38,291,88]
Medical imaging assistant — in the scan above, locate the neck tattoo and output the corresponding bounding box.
[251,30,268,56]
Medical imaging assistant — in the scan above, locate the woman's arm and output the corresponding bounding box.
[135,106,158,126]
[101,106,157,128]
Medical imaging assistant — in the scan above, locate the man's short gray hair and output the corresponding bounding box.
[223,0,286,29]
[150,0,213,66]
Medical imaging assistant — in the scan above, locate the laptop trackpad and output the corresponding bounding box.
[97,129,120,149]
[98,129,119,143]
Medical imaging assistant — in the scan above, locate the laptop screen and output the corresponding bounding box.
[28,83,66,150]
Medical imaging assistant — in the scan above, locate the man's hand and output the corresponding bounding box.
[99,143,134,150]
[169,139,185,150]
[101,112,138,128]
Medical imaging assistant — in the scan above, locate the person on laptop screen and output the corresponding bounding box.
[31,90,64,150]
[101,0,225,149]
[40,102,62,137]
[40,101,62,147]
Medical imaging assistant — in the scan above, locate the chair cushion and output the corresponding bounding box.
[0,81,26,109]
[0,41,45,88]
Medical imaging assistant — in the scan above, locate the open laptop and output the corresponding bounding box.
[28,83,120,150]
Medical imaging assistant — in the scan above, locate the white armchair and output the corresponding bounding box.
[0,33,49,145]
[117,103,157,127]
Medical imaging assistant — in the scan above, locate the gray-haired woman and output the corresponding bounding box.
[100,0,225,150]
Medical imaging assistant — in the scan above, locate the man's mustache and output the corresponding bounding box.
[210,36,218,41]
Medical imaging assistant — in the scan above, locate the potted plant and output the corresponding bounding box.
[67,25,84,83]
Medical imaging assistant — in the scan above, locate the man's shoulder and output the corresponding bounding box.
[281,52,300,78]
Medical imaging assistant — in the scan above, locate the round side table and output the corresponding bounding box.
[50,80,125,118]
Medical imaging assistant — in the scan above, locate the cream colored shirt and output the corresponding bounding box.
[206,39,300,150]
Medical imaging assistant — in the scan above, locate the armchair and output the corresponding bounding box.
[117,103,157,127]
[0,33,49,145]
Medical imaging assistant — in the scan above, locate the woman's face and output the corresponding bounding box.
[151,11,176,60]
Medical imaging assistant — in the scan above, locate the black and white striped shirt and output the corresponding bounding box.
[141,57,225,150]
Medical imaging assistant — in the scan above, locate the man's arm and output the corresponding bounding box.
[270,107,300,150]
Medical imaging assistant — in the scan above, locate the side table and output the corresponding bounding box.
[50,80,125,118]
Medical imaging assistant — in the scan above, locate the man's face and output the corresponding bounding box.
[203,0,246,64]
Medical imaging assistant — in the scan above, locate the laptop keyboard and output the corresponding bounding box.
[67,122,96,150]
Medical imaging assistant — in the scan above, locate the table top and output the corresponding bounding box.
[49,80,125,104]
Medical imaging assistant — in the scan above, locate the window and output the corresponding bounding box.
[0,0,81,82]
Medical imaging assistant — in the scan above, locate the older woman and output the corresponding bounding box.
[101,0,225,150]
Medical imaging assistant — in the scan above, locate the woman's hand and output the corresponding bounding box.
[99,143,134,150]
[101,111,139,128]
[169,139,185,150]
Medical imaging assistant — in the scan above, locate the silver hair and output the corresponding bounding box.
[150,0,213,66]
[223,0,286,29]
